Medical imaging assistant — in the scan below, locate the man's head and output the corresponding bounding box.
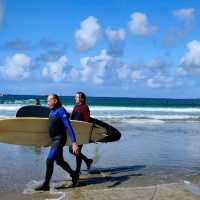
[47,94,62,108]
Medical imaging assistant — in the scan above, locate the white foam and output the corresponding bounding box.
[46,191,66,200]
[23,180,42,194]
[0,104,200,121]
[0,105,22,111]
[184,180,200,196]
[87,106,200,113]
[0,104,200,113]
[139,114,199,120]
[23,180,66,200]
[121,119,165,124]
[0,116,15,119]
[91,114,200,121]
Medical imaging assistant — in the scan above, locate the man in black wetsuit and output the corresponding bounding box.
[36,94,79,191]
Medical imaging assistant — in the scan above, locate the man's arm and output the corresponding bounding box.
[59,108,76,143]
[58,108,79,154]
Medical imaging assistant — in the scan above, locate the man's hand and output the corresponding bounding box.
[72,143,79,155]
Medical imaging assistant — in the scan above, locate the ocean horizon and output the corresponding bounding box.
[1,94,200,123]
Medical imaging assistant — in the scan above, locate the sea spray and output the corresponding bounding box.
[23,180,43,194]
[23,180,66,200]
[184,180,200,196]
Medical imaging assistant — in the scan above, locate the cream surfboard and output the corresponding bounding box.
[0,117,108,146]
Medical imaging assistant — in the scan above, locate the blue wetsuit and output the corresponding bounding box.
[48,106,76,146]
[43,106,76,186]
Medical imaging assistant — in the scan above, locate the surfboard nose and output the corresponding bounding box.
[98,126,121,142]
[90,117,121,143]
[108,127,121,142]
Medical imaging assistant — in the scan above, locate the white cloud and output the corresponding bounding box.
[37,49,179,89]
[178,40,200,75]
[173,8,195,22]
[146,59,162,68]
[132,70,145,82]
[42,56,68,82]
[144,59,177,88]
[117,59,176,88]
[68,67,80,80]
[77,52,181,88]
[105,28,126,56]
[147,78,161,88]
[70,49,129,85]
[181,40,200,66]
[163,8,195,47]
[117,64,131,80]
[105,28,126,43]
[145,58,169,75]
[0,54,32,80]
[75,16,102,51]
[76,50,176,88]
[128,12,157,36]
[177,67,187,76]
[79,49,112,85]
[75,51,178,88]
[147,75,174,88]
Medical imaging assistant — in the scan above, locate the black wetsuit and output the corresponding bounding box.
[43,106,76,186]
[69,103,92,173]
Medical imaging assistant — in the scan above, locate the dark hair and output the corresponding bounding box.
[49,94,62,107]
[76,91,86,104]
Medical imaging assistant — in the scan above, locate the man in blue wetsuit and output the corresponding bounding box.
[36,94,79,191]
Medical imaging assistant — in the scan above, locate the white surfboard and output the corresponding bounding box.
[0,117,108,146]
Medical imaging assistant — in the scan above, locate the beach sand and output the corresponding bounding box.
[1,179,200,200]
[1,166,200,200]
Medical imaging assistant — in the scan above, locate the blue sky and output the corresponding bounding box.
[0,0,200,98]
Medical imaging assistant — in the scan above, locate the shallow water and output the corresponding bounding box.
[1,120,200,192]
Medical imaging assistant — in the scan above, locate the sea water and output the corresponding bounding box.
[1,95,200,192]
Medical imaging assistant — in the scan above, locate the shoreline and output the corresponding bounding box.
[1,182,199,200]
[1,165,200,199]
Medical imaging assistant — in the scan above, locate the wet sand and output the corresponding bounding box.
[1,166,200,200]
[1,184,199,200]
[1,177,200,200]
